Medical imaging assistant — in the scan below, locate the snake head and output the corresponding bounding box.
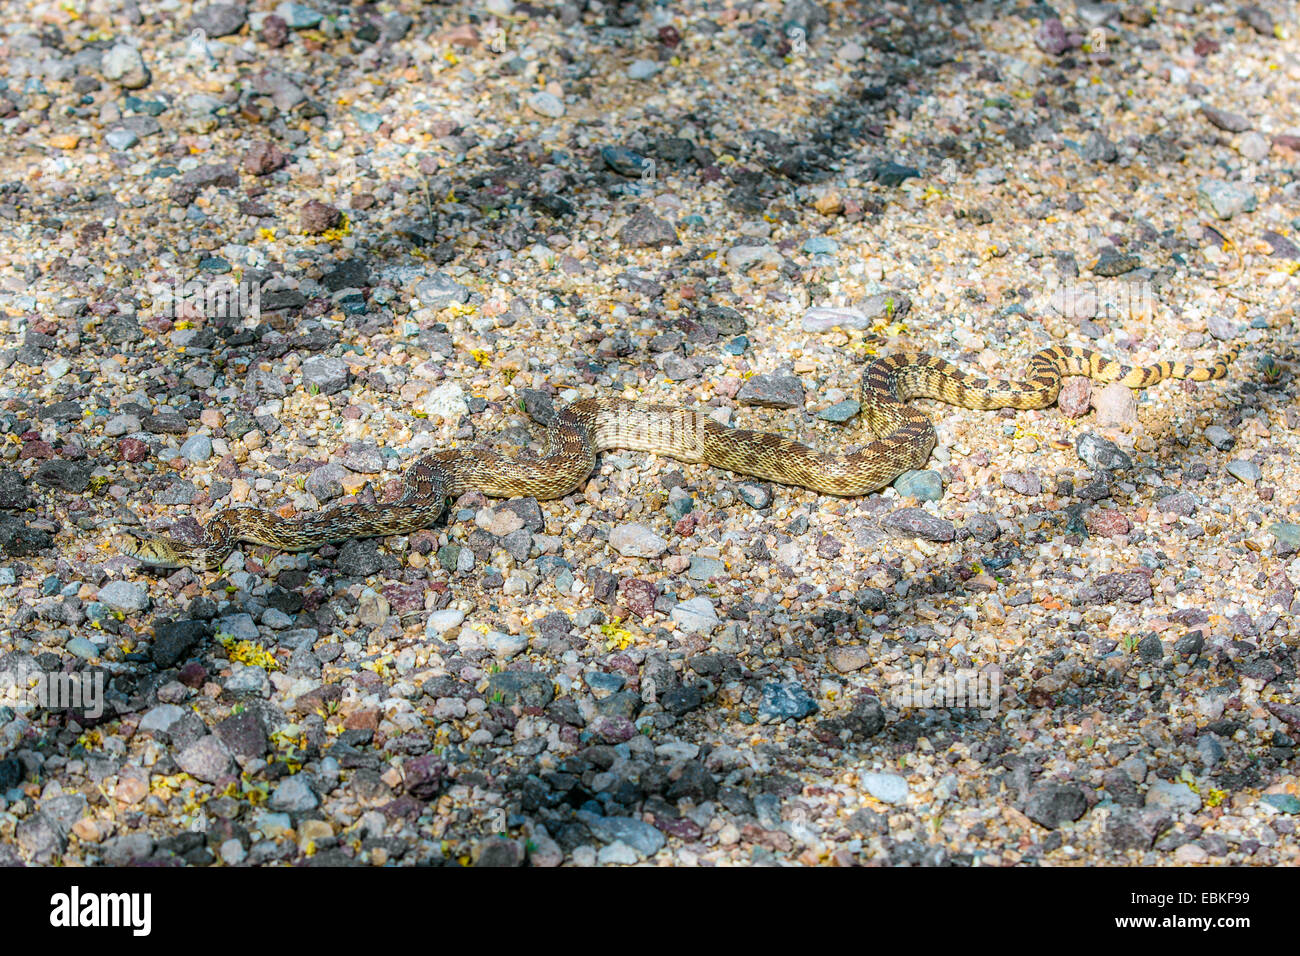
[111,531,189,570]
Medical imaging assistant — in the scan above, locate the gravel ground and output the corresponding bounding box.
[0,0,1298,867]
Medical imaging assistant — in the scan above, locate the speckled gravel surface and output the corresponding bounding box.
[0,0,1298,867]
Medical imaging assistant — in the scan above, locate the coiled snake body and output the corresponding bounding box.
[115,342,1239,570]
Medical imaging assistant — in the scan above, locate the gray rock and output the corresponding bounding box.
[1145,779,1201,813]
[577,811,666,858]
[1093,382,1137,425]
[609,523,667,558]
[139,704,187,734]
[601,145,651,177]
[261,608,293,629]
[462,629,528,660]
[1156,491,1196,517]
[215,711,268,758]
[188,4,247,37]
[1226,459,1261,484]
[1025,783,1088,828]
[725,245,784,270]
[270,775,319,811]
[215,613,259,640]
[96,580,149,613]
[1197,180,1257,220]
[305,462,348,501]
[884,507,955,542]
[65,637,99,660]
[1089,570,1153,603]
[619,207,679,248]
[223,664,270,697]
[425,608,465,635]
[1201,105,1251,133]
[154,479,197,505]
[487,671,554,708]
[1001,471,1042,496]
[17,813,66,861]
[758,681,818,722]
[1207,315,1238,341]
[252,69,304,112]
[180,434,213,463]
[737,373,804,409]
[855,291,912,323]
[597,841,639,865]
[1080,131,1118,163]
[104,413,141,437]
[0,469,33,509]
[1196,734,1224,768]
[336,539,381,576]
[474,836,524,867]
[105,128,139,150]
[414,273,470,310]
[627,59,660,80]
[1137,633,1164,662]
[300,356,351,395]
[102,833,155,865]
[527,91,565,118]
[893,469,943,501]
[101,43,150,88]
[800,307,872,332]
[1269,522,1300,553]
[1076,432,1131,472]
[276,2,323,29]
[35,460,92,493]
[687,557,725,580]
[1239,5,1275,36]
[817,399,860,422]
[670,597,719,634]
[965,513,1001,542]
[861,771,910,805]
[1204,425,1235,451]
[176,736,233,783]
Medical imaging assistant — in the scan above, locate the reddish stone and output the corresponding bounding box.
[409,529,438,554]
[442,24,479,47]
[260,14,288,47]
[300,199,342,234]
[344,707,380,732]
[243,141,288,176]
[118,437,149,462]
[1057,377,1092,418]
[618,577,659,619]
[674,513,698,536]
[19,440,54,460]
[177,662,207,688]
[383,583,424,615]
[380,796,424,821]
[1085,509,1131,537]
[403,754,445,800]
[654,815,701,840]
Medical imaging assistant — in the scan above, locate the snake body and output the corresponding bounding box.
[115,342,1239,570]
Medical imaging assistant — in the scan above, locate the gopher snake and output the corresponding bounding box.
[115,341,1239,570]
